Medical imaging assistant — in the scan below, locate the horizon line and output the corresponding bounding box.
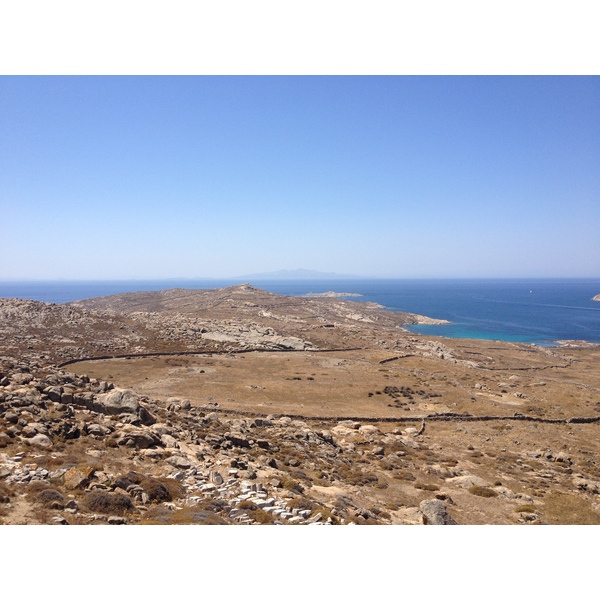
[1,276,599,283]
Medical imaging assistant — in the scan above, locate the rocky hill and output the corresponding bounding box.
[1,285,600,525]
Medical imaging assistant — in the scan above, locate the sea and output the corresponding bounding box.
[1,278,599,347]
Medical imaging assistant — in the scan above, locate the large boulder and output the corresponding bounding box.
[115,425,161,449]
[420,499,457,525]
[89,389,156,425]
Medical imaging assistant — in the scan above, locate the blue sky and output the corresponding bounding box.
[1,76,599,279]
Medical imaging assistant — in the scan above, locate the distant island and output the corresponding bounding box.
[304,291,363,298]
[232,269,366,280]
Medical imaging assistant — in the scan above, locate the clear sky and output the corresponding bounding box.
[1,75,599,279]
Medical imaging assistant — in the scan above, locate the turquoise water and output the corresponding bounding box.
[1,278,599,346]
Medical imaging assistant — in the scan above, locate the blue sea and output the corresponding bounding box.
[1,278,599,347]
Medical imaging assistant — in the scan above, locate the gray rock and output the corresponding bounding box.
[420,499,457,525]
[91,389,156,425]
[115,425,161,449]
[22,423,49,438]
[85,423,112,437]
[359,425,380,436]
[44,386,63,402]
[161,434,179,448]
[4,411,19,424]
[166,455,192,470]
[28,433,53,448]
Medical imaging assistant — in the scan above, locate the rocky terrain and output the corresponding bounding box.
[1,284,600,525]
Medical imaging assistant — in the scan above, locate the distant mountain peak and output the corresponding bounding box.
[233,269,364,280]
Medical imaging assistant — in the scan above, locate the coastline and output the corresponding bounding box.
[407,314,451,325]
[1,279,599,346]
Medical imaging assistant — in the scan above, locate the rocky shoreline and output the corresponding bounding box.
[304,291,364,298]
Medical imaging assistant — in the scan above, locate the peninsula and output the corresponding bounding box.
[1,284,599,525]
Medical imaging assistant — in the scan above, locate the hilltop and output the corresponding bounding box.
[1,285,600,525]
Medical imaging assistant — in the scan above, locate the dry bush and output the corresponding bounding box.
[282,478,304,494]
[36,488,65,506]
[249,509,275,524]
[84,490,135,514]
[415,483,440,491]
[155,477,186,500]
[395,471,416,481]
[0,483,13,503]
[287,497,317,512]
[515,504,537,513]
[468,486,498,498]
[140,478,172,503]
